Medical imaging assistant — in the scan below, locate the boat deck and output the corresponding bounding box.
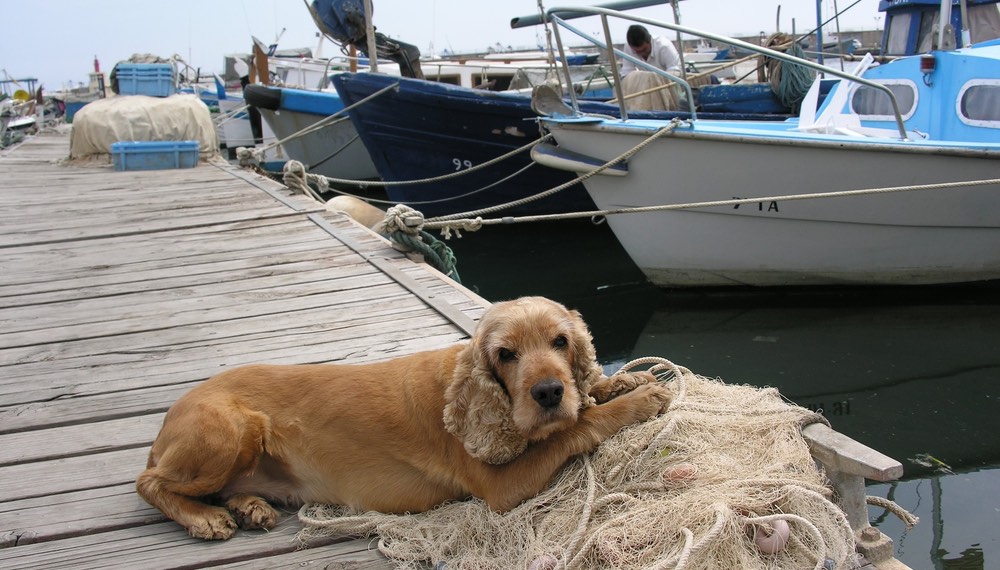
[0,129,486,568]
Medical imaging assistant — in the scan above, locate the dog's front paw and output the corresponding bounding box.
[225,494,280,530]
[623,382,672,420]
[590,371,658,403]
[187,507,237,540]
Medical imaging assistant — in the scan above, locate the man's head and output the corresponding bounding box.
[626,25,653,59]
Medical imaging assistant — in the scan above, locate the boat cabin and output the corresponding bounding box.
[880,0,1000,55]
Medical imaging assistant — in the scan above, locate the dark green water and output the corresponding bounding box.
[445,219,1000,569]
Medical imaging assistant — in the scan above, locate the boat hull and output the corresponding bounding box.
[544,121,1000,287]
[258,107,378,181]
[331,72,599,217]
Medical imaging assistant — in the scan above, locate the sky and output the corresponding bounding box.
[3,0,885,92]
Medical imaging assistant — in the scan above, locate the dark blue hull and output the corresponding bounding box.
[330,72,600,217]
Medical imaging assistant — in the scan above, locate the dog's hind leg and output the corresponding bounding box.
[136,403,271,540]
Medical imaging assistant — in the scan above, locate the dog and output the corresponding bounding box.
[136,296,672,540]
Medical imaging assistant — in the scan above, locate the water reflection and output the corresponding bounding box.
[871,468,997,569]
[446,220,1000,569]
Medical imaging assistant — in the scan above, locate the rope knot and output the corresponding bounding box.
[438,217,483,240]
[235,146,262,167]
[376,204,426,236]
[281,160,311,195]
[373,205,461,283]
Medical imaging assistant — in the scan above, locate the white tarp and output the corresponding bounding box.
[69,94,218,159]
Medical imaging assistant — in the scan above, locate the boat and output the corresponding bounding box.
[530,1,1000,287]
[0,76,40,148]
[244,82,379,182]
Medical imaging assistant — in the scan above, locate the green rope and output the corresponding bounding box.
[775,43,816,112]
[386,229,462,284]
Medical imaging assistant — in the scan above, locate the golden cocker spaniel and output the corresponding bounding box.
[136,296,671,539]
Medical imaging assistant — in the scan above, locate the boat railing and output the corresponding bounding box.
[533,5,910,140]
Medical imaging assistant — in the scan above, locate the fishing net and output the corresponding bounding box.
[298,358,860,570]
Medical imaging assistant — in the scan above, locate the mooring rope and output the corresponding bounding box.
[428,118,687,222]
[291,132,556,192]
[420,176,1000,235]
[866,495,919,530]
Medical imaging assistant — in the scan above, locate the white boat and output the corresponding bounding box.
[531,2,1000,287]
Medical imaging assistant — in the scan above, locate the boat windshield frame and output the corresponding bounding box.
[542,5,910,140]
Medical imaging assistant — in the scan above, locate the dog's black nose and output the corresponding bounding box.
[531,380,564,408]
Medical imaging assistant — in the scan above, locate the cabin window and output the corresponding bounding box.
[969,4,1000,45]
[958,80,1000,128]
[849,80,917,121]
[884,12,913,55]
[915,11,938,53]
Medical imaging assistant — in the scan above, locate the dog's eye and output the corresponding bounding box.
[553,335,568,349]
[498,348,517,362]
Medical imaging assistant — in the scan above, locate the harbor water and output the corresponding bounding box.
[444,218,1000,569]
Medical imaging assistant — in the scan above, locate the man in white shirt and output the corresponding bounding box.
[619,24,682,76]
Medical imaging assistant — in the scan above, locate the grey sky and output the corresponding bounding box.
[3,0,884,92]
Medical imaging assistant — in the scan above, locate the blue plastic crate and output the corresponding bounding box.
[111,141,200,171]
[116,63,175,97]
[63,100,89,123]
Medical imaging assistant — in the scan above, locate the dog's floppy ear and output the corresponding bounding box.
[569,309,604,407]
[443,343,528,465]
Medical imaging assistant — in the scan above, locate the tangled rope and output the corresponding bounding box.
[297,357,917,569]
[759,33,816,112]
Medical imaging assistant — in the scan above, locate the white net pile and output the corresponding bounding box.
[298,358,860,570]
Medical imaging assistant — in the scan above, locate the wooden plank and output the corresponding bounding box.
[0,327,466,429]
[803,422,904,481]
[0,414,165,467]
[0,325,465,409]
[0,268,393,335]
[0,297,449,379]
[0,282,415,349]
[213,542,391,569]
[0,518,359,570]
[0,484,163,547]
[0,447,150,502]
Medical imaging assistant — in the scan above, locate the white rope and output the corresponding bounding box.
[424,175,1000,233]
[238,81,401,165]
[299,132,555,189]
[561,456,597,564]
[429,119,685,222]
[867,495,920,529]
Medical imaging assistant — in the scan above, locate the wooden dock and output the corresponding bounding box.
[0,129,487,568]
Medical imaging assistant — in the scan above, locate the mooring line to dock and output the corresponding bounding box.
[236,80,402,167]
[428,119,686,223]
[419,176,1000,235]
[281,132,556,195]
